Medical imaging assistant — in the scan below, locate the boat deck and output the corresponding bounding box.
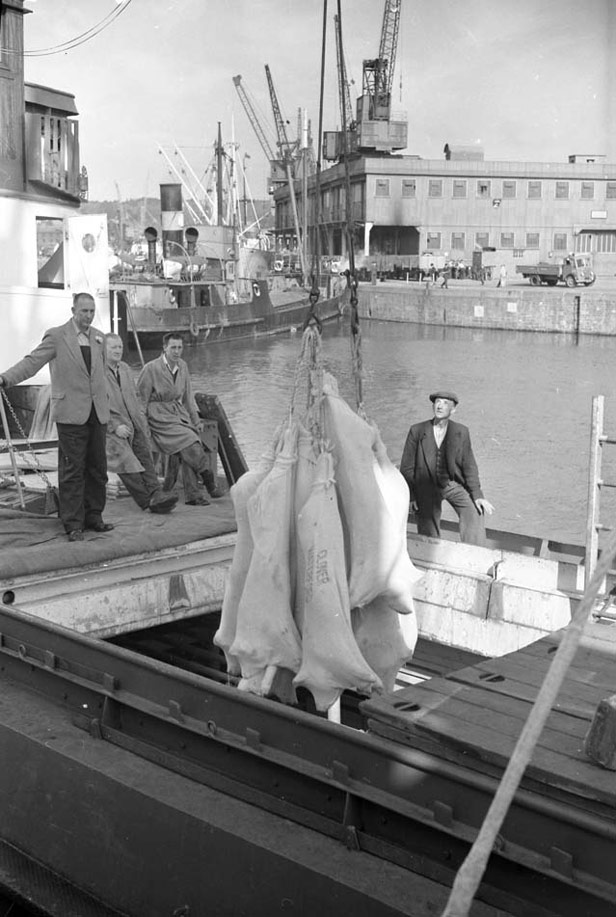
[363,622,616,816]
[0,488,236,582]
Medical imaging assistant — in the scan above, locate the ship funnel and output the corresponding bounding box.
[144,226,158,267]
[160,183,184,259]
[185,226,199,256]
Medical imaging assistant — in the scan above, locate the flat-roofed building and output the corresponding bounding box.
[273,146,616,276]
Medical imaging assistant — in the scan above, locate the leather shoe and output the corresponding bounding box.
[149,493,179,514]
[67,529,84,542]
[85,521,114,533]
[186,494,210,506]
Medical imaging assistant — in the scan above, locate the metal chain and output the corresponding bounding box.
[0,388,57,490]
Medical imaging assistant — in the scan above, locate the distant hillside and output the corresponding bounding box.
[82,198,274,248]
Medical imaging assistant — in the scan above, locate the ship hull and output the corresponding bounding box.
[111,277,346,349]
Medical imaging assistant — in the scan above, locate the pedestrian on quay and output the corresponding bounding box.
[400,390,494,546]
[105,334,178,514]
[497,264,508,288]
[440,264,451,289]
[0,292,112,542]
[137,333,222,506]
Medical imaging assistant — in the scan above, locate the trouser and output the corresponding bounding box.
[163,441,210,502]
[57,408,107,532]
[119,427,162,510]
[416,481,486,546]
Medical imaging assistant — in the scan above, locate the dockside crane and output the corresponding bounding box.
[335,13,355,135]
[232,74,286,192]
[264,63,307,285]
[329,10,358,162]
[326,0,406,160]
[264,64,299,171]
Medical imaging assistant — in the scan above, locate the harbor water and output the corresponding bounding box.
[141,319,616,545]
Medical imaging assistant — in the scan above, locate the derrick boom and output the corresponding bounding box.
[232,74,276,163]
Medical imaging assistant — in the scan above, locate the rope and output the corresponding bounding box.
[440,525,616,917]
[335,0,362,413]
[303,0,329,330]
[290,326,325,444]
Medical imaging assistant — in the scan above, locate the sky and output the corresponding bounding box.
[22,0,616,203]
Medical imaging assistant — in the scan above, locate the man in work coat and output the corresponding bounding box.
[137,333,221,505]
[0,292,112,541]
[400,390,494,546]
[105,334,178,514]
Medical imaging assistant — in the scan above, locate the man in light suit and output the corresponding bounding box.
[400,390,494,546]
[0,292,112,542]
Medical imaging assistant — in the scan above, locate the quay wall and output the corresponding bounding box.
[357,283,616,335]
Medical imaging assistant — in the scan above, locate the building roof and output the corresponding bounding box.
[24,82,78,116]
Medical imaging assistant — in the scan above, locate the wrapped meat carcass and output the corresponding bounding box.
[371,427,423,613]
[229,422,302,693]
[213,428,282,675]
[292,422,319,632]
[352,596,418,694]
[321,372,420,612]
[293,450,381,711]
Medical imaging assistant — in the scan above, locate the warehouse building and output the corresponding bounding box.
[273,146,616,278]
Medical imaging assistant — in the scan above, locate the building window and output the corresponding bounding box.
[375,178,390,197]
[526,233,540,249]
[502,180,516,199]
[36,217,65,289]
[476,180,491,198]
[426,232,441,248]
[475,232,490,249]
[606,182,616,200]
[0,5,6,67]
[581,181,594,200]
[402,179,416,197]
[595,232,616,253]
[553,233,568,251]
[451,232,465,250]
[528,181,542,199]
[575,233,592,253]
[500,232,515,248]
[452,180,467,199]
[428,180,443,198]
[555,181,569,200]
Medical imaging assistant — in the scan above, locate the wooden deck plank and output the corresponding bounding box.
[383,679,590,742]
[366,718,615,820]
[447,659,608,718]
[366,681,590,772]
[367,705,616,807]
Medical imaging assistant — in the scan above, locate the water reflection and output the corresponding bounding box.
[138,320,616,544]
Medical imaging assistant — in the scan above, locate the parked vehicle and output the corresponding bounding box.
[516,254,595,287]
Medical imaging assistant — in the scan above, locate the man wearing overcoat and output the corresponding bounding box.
[105,334,178,514]
[137,333,221,505]
[400,390,494,546]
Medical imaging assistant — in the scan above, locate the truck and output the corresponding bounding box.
[516,253,595,287]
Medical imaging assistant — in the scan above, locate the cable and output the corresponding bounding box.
[19,0,134,58]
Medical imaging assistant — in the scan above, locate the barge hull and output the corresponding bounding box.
[0,604,614,917]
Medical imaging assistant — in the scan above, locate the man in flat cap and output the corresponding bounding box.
[400,390,494,545]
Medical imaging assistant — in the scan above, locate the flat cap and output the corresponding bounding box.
[429,390,459,405]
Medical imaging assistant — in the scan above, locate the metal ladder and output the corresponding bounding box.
[585,396,616,613]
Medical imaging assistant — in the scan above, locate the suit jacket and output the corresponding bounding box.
[2,319,109,425]
[399,419,484,502]
[105,361,150,474]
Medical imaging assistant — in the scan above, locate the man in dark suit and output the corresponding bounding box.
[0,292,112,542]
[400,390,494,545]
